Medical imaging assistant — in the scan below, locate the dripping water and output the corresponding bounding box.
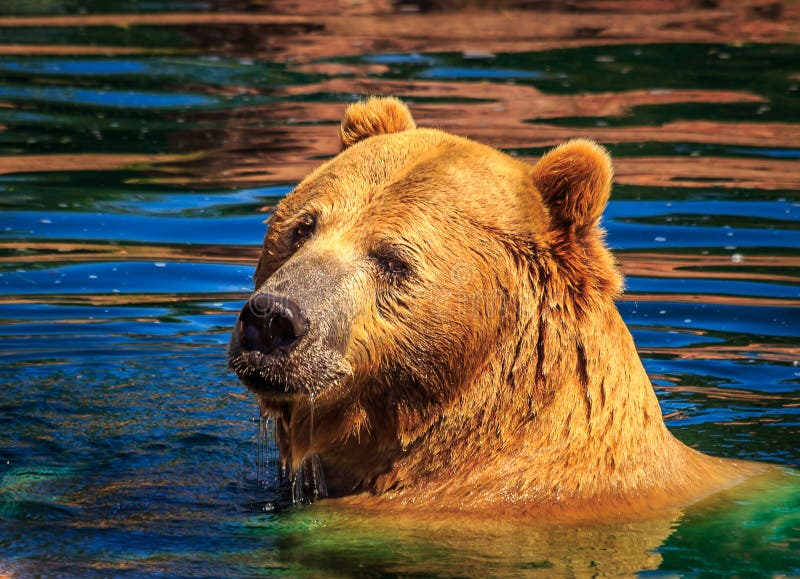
[308,394,328,499]
[291,466,303,504]
[256,414,274,487]
[256,411,284,494]
[288,394,328,503]
[257,414,264,485]
[289,454,328,504]
[309,393,315,457]
[310,454,328,499]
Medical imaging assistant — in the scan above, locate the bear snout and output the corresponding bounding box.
[236,293,308,357]
[228,289,352,400]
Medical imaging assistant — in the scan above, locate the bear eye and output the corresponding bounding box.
[291,213,316,248]
[373,246,412,280]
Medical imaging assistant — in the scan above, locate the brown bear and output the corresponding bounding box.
[228,96,766,521]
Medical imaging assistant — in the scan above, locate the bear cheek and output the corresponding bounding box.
[388,303,484,395]
[346,307,384,373]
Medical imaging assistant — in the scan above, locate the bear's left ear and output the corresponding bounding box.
[339,96,416,150]
[531,139,613,232]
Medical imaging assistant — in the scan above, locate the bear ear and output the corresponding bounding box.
[531,139,613,231]
[339,96,417,150]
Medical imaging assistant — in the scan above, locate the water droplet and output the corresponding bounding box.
[310,454,328,500]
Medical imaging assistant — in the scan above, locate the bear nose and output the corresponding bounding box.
[237,293,307,356]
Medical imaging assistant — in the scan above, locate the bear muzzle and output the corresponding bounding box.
[228,295,353,402]
[228,292,308,397]
[228,250,357,401]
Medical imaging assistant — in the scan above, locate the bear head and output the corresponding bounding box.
[228,97,623,495]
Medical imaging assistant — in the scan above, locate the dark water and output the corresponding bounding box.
[1,2,799,577]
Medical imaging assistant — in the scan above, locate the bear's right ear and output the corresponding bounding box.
[339,96,416,150]
[531,139,613,232]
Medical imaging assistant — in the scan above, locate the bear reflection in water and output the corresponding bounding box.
[228,97,770,523]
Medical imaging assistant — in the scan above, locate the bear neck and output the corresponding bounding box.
[382,291,744,511]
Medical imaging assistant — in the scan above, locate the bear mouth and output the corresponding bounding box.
[228,350,304,399]
[228,345,353,403]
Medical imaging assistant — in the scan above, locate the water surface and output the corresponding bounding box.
[0,1,798,576]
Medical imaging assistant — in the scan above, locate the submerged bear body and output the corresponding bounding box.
[228,97,765,521]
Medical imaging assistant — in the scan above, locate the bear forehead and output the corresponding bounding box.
[288,128,550,236]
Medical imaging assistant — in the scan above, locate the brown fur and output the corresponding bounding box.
[339,96,417,150]
[233,97,766,521]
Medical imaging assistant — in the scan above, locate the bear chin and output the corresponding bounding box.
[228,346,351,402]
[229,353,295,397]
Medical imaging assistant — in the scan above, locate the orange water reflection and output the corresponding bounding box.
[643,343,800,364]
[0,0,796,59]
[0,0,797,191]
